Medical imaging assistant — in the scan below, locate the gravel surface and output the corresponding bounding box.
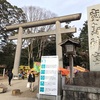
[0,76,39,100]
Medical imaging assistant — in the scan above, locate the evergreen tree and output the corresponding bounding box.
[0,0,27,68]
[1,42,16,69]
[78,21,89,69]
[0,0,26,45]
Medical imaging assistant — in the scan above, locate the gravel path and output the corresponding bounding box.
[0,76,39,100]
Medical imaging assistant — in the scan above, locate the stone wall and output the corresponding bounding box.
[62,85,100,100]
[73,71,100,87]
[62,71,100,100]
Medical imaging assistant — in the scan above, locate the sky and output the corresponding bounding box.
[7,0,100,37]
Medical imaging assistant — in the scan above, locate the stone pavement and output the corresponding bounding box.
[0,76,39,100]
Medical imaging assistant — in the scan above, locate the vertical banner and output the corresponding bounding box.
[39,56,58,95]
[87,4,100,71]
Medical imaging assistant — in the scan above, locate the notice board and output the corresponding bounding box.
[39,56,58,95]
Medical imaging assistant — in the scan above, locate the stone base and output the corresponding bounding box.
[13,75,19,80]
[37,93,61,100]
[12,89,21,95]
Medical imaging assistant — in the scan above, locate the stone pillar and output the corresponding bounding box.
[3,68,5,77]
[62,75,66,99]
[13,27,23,78]
[57,71,63,100]
[56,21,63,67]
[87,4,100,71]
[62,75,66,88]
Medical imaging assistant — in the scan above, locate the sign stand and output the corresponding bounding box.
[37,56,62,100]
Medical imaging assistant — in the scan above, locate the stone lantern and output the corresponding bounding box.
[60,39,80,84]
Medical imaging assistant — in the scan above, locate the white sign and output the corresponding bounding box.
[39,56,58,95]
[87,4,100,71]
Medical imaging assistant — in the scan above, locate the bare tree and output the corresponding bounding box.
[22,6,57,66]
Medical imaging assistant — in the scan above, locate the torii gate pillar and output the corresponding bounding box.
[56,21,63,67]
[13,27,23,76]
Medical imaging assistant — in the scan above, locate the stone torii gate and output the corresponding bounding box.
[5,13,81,77]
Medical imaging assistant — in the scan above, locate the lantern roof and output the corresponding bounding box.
[60,38,80,47]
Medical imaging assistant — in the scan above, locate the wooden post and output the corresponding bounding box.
[69,54,73,84]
